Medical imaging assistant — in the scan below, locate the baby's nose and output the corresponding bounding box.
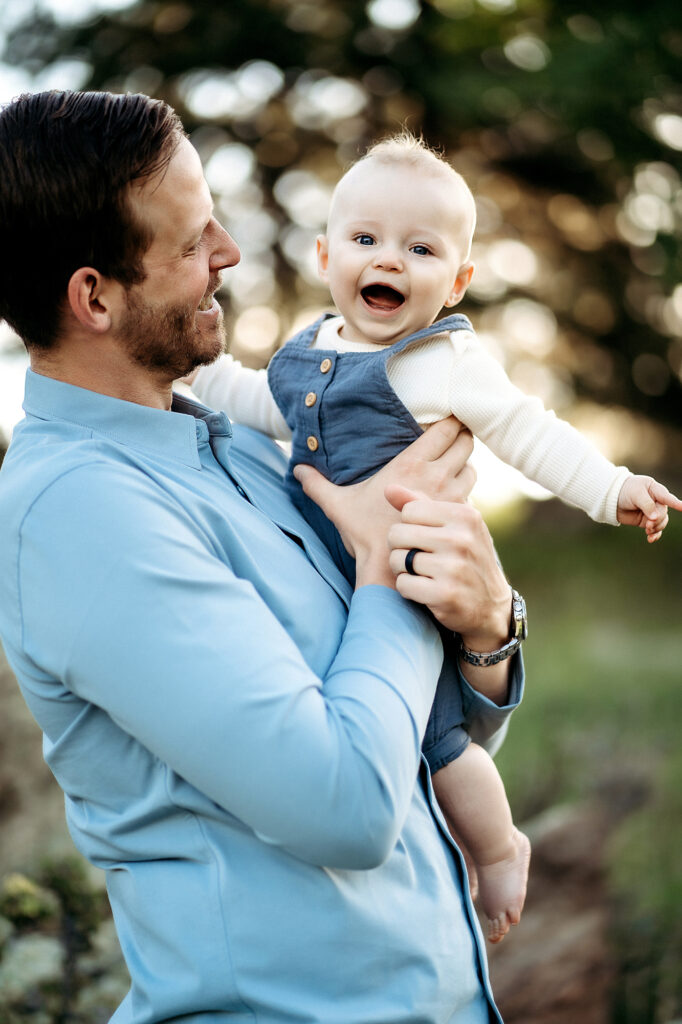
[373,246,403,271]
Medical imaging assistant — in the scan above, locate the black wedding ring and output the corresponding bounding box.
[405,548,422,576]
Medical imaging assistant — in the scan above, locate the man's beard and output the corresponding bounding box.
[117,289,225,380]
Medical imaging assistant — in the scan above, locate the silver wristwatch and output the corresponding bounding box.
[459,589,527,667]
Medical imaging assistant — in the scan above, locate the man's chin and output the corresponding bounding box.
[193,330,225,370]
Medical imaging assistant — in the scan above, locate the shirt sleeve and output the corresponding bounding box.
[192,354,292,441]
[447,332,631,525]
[18,460,442,870]
[459,652,524,757]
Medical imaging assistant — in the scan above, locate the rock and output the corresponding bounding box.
[0,933,63,1002]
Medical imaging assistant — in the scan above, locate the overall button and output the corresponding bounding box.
[319,357,332,374]
[306,436,319,452]
[304,391,317,407]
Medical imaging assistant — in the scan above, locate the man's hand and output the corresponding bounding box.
[386,490,514,706]
[386,490,511,648]
[293,417,475,589]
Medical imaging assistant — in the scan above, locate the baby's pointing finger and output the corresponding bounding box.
[651,482,682,512]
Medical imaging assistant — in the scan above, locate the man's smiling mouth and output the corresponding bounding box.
[361,284,405,312]
[197,276,222,312]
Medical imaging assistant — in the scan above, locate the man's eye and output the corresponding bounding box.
[411,244,431,256]
[354,234,375,246]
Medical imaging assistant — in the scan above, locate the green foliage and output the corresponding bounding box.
[0,873,60,929]
[38,856,107,953]
[494,502,682,1020]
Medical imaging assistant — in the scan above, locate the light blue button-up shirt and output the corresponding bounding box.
[0,369,522,1024]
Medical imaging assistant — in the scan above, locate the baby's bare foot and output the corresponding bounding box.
[476,828,531,944]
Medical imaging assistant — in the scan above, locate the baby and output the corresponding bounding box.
[189,133,681,942]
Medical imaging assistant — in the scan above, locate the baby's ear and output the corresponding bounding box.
[316,235,330,281]
[444,263,474,308]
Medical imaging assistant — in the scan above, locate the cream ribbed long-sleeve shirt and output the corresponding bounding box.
[191,315,630,525]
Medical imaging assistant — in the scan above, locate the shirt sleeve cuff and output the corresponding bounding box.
[458,650,525,754]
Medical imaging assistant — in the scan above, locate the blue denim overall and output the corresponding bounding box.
[268,312,476,772]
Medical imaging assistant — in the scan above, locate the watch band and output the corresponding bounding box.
[459,589,527,667]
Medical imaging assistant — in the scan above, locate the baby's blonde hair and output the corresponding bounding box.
[333,131,477,260]
[361,130,452,173]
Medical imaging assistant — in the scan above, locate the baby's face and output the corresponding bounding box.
[317,160,473,347]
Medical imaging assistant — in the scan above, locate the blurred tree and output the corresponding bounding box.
[3,0,681,445]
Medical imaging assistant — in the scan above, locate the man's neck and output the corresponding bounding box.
[29,342,174,411]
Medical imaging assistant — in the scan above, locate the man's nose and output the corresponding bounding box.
[210,219,241,270]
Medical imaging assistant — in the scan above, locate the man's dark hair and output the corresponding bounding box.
[0,90,184,349]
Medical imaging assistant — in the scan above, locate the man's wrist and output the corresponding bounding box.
[458,585,512,653]
[354,551,396,591]
[459,589,527,667]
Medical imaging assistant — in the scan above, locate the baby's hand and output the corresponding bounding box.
[617,475,682,542]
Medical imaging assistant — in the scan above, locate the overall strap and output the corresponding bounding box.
[379,313,474,361]
[285,313,336,352]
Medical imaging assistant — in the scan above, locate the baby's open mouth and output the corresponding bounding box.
[361,284,405,312]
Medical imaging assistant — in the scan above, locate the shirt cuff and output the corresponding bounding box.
[460,649,524,712]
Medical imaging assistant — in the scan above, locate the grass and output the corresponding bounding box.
[491,499,682,1021]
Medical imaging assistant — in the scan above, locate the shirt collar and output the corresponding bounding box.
[22,368,233,470]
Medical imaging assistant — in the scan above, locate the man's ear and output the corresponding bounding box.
[66,267,116,333]
[444,262,474,308]
[316,235,330,283]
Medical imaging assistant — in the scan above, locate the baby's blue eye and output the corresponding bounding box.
[411,244,431,256]
[355,234,375,246]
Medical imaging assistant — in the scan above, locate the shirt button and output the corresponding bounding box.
[319,358,332,374]
[306,435,319,452]
[305,391,317,407]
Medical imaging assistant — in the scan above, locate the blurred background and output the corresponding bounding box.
[0,0,680,1021]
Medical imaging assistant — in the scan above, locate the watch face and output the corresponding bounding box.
[511,590,528,640]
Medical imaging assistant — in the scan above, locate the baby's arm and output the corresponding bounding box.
[447,333,678,536]
[189,355,292,441]
[617,475,682,543]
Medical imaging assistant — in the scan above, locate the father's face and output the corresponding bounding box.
[119,135,240,379]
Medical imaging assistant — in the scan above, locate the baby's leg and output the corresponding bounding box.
[433,742,530,943]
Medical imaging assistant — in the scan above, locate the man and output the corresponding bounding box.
[0,91,523,1023]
